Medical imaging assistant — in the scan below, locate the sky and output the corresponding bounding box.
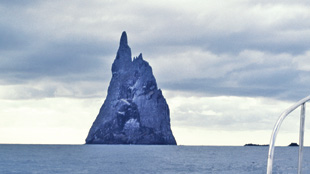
[1,0,310,146]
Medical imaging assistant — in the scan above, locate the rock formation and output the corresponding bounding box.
[85,31,177,145]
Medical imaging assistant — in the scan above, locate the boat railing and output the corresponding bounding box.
[267,95,310,174]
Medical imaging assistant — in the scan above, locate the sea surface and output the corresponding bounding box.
[1,144,310,174]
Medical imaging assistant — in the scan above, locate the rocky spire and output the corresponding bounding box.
[112,31,132,73]
[86,32,177,145]
[120,31,128,46]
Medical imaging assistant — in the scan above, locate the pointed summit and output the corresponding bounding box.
[120,31,128,46]
[112,31,132,73]
[138,53,142,59]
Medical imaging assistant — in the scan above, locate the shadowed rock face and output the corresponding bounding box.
[85,32,177,145]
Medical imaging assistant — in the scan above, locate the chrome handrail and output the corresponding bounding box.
[267,95,310,174]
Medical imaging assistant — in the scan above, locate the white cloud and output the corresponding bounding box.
[0,91,305,146]
[0,97,104,144]
[166,90,305,145]
[167,92,290,130]
[0,80,108,100]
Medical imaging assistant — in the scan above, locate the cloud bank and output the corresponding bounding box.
[1,0,310,100]
[1,0,310,145]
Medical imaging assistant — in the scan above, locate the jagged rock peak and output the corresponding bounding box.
[112,31,132,73]
[133,53,143,61]
[86,32,177,145]
[138,53,143,59]
[120,31,128,46]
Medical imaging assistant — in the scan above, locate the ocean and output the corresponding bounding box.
[0,144,309,174]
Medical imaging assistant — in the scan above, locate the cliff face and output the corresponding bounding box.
[85,32,177,145]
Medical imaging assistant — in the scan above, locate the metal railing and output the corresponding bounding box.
[267,95,310,174]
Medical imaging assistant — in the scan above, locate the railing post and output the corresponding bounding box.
[298,103,306,174]
[266,95,310,174]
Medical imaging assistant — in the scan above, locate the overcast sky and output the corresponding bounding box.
[1,0,310,145]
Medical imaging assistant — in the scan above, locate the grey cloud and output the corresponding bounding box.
[204,32,310,55]
[237,68,298,88]
[138,27,310,56]
[126,1,310,55]
[0,0,40,7]
[1,0,310,101]
[153,49,309,101]
[0,38,115,82]
[161,68,306,102]
[0,24,31,51]
[162,79,281,99]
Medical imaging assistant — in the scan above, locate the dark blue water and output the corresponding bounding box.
[0,144,309,174]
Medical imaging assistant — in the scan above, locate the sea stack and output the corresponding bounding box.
[85,32,177,145]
